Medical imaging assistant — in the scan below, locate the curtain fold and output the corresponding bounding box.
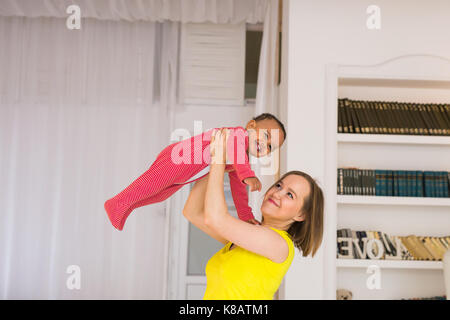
[250,0,280,221]
[0,0,268,24]
[0,16,173,299]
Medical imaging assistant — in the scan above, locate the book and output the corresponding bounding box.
[432,104,448,135]
[426,104,441,135]
[420,237,440,260]
[416,171,424,197]
[401,236,421,260]
[338,99,344,133]
[375,170,386,196]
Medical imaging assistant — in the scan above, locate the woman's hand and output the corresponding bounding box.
[210,128,229,165]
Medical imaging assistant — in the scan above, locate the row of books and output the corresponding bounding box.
[403,296,446,300]
[337,168,450,197]
[337,228,450,261]
[337,98,450,136]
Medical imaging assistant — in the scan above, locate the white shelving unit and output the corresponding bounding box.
[336,259,443,270]
[338,195,450,207]
[324,55,450,300]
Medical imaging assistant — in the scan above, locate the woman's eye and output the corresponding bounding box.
[276,183,281,188]
[287,192,293,199]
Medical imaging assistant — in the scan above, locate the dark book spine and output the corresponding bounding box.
[343,169,351,195]
[380,102,394,134]
[354,101,366,134]
[349,100,361,134]
[419,104,435,135]
[393,102,407,135]
[438,104,450,135]
[344,99,354,133]
[340,99,349,133]
[411,170,417,197]
[416,171,424,197]
[426,104,441,135]
[410,103,426,135]
[371,170,376,196]
[361,101,374,134]
[405,103,421,135]
[362,169,368,195]
[387,102,401,134]
[398,103,412,135]
[393,170,399,196]
[432,104,448,135]
[372,101,384,134]
[337,99,343,133]
[386,170,393,196]
[370,101,383,134]
[424,171,433,197]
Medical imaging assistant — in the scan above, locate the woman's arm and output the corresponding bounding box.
[204,130,289,263]
[182,175,228,245]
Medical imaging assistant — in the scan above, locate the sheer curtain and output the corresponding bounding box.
[250,0,281,220]
[0,16,177,299]
[0,0,272,299]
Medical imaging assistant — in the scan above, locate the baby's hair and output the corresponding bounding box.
[252,113,286,141]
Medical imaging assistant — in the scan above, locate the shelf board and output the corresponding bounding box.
[336,259,443,270]
[337,195,450,207]
[337,133,450,146]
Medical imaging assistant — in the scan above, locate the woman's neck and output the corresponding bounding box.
[260,218,290,232]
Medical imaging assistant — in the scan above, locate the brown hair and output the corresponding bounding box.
[252,113,286,142]
[267,170,324,257]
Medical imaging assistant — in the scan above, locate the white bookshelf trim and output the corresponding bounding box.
[337,195,450,207]
[337,134,450,146]
[336,259,443,270]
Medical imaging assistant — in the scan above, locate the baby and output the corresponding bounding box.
[104,113,286,230]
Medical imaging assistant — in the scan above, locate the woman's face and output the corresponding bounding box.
[261,174,310,225]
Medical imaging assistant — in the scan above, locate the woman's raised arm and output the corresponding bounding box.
[204,129,289,263]
[182,175,228,245]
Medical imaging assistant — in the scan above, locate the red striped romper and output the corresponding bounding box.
[104,126,256,230]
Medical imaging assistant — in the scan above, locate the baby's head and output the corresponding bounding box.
[245,113,286,158]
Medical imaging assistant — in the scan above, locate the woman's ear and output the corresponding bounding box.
[293,211,306,223]
[245,120,256,130]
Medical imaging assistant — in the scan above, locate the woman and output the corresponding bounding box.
[182,129,324,300]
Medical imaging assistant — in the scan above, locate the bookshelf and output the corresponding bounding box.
[338,133,450,146]
[338,195,450,207]
[324,55,450,300]
[336,259,443,270]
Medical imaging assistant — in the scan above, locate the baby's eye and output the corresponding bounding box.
[268,144,272,152]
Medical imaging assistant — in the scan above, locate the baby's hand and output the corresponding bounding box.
[243,177,262,192]
[245,218,261,225]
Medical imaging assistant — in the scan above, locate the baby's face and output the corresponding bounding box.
[246,119,285,158]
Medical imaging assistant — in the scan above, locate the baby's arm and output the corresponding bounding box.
[228,170,259,224]
[226,127,253,179]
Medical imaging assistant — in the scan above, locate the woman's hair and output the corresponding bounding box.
[267,170,324,257]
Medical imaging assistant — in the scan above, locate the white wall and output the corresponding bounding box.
[283,0,450,299]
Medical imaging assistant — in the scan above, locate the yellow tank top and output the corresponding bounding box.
[203,227,294,300]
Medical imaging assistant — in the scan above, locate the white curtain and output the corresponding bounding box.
[0,16,176,299]
[0,0,268,24]
[0,0,271,299]
[250,0,280,220]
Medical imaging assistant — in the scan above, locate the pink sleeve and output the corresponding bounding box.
[228,170,255,221]
[226,127,256,183]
